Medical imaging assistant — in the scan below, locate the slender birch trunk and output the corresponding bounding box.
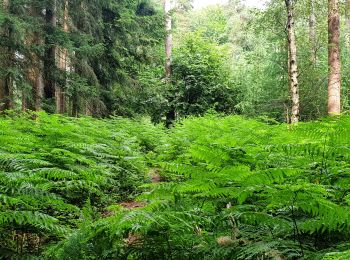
[328,0,341,115]
[164,0,175,127]
[285,0,300,123]
[164,0,172,79]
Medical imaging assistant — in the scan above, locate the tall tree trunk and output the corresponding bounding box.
[328,0,341,115]
[285,0,300,123]
[29,62,44,112]
[0,81,6,111]
[0,0,9,108]
[71,94,78,117]
[56,0,69,114]
[44,0,57,109]
[27,7,43,111]
[309,0,317,64]
[345,0,350,47]
[164,0,172,79]
[69,1,85,117]
[21,94,27,112]
[0,0,13,111]
[164,0,175,127]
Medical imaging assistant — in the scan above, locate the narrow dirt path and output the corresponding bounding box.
[104,168,162,214]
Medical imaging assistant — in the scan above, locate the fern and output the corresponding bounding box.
[76,114,350,259]
[0,112,164,256]
[4,113,350,259]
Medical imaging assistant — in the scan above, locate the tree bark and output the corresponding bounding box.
[56,0,69,114]
[0,0,13,111]
[164,0,172,79]
[345,0,350,47]
[27,7,44,111]
[328,0,341,115]
[309,0,317,64]
[71,94,78,117]
[28,59,44,112]
[164,0,175,127]
[44,0,57,109]
[285,0,300,123]
[21,94,27,112]
[0,81,5,110]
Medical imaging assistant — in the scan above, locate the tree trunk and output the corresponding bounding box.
[164,0,172,79]
[30,63,44,112]
[44,0,57,109]
[309,0,317,64]
[68,1,85,117]
[0,82,5,111]
[328,0,341,115]
[285,0,300,123]
[71,94,78,117]
[21,94,27,112]
[0,0,13,111]
[22,6,44,111]
[27,7,44,111]
[56,0,69,114]
[345,0,350,47]
[164,0,175,127]
[0,75,13,111]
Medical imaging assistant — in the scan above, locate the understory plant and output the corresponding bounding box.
[0,112,164,257]
[49,115,350,259]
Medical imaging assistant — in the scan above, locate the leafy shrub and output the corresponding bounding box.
[170,33,238,117]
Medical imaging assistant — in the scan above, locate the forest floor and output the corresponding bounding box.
[1,113,350,259]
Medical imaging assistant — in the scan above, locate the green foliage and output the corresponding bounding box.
[174,0,341,122]
[189,5,229,45]
[170,32,238,117]
[0,112,165,257]
[52,115,350,259]
[63,0,165,116]
[0,0,165,116]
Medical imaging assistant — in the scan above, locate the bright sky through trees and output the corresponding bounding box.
[193,0,267,9]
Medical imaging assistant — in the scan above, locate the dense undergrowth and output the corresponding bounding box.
[1,113,350,259]
[0,112,165,258]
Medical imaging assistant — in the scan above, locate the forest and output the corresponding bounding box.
[1,0,350,259]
